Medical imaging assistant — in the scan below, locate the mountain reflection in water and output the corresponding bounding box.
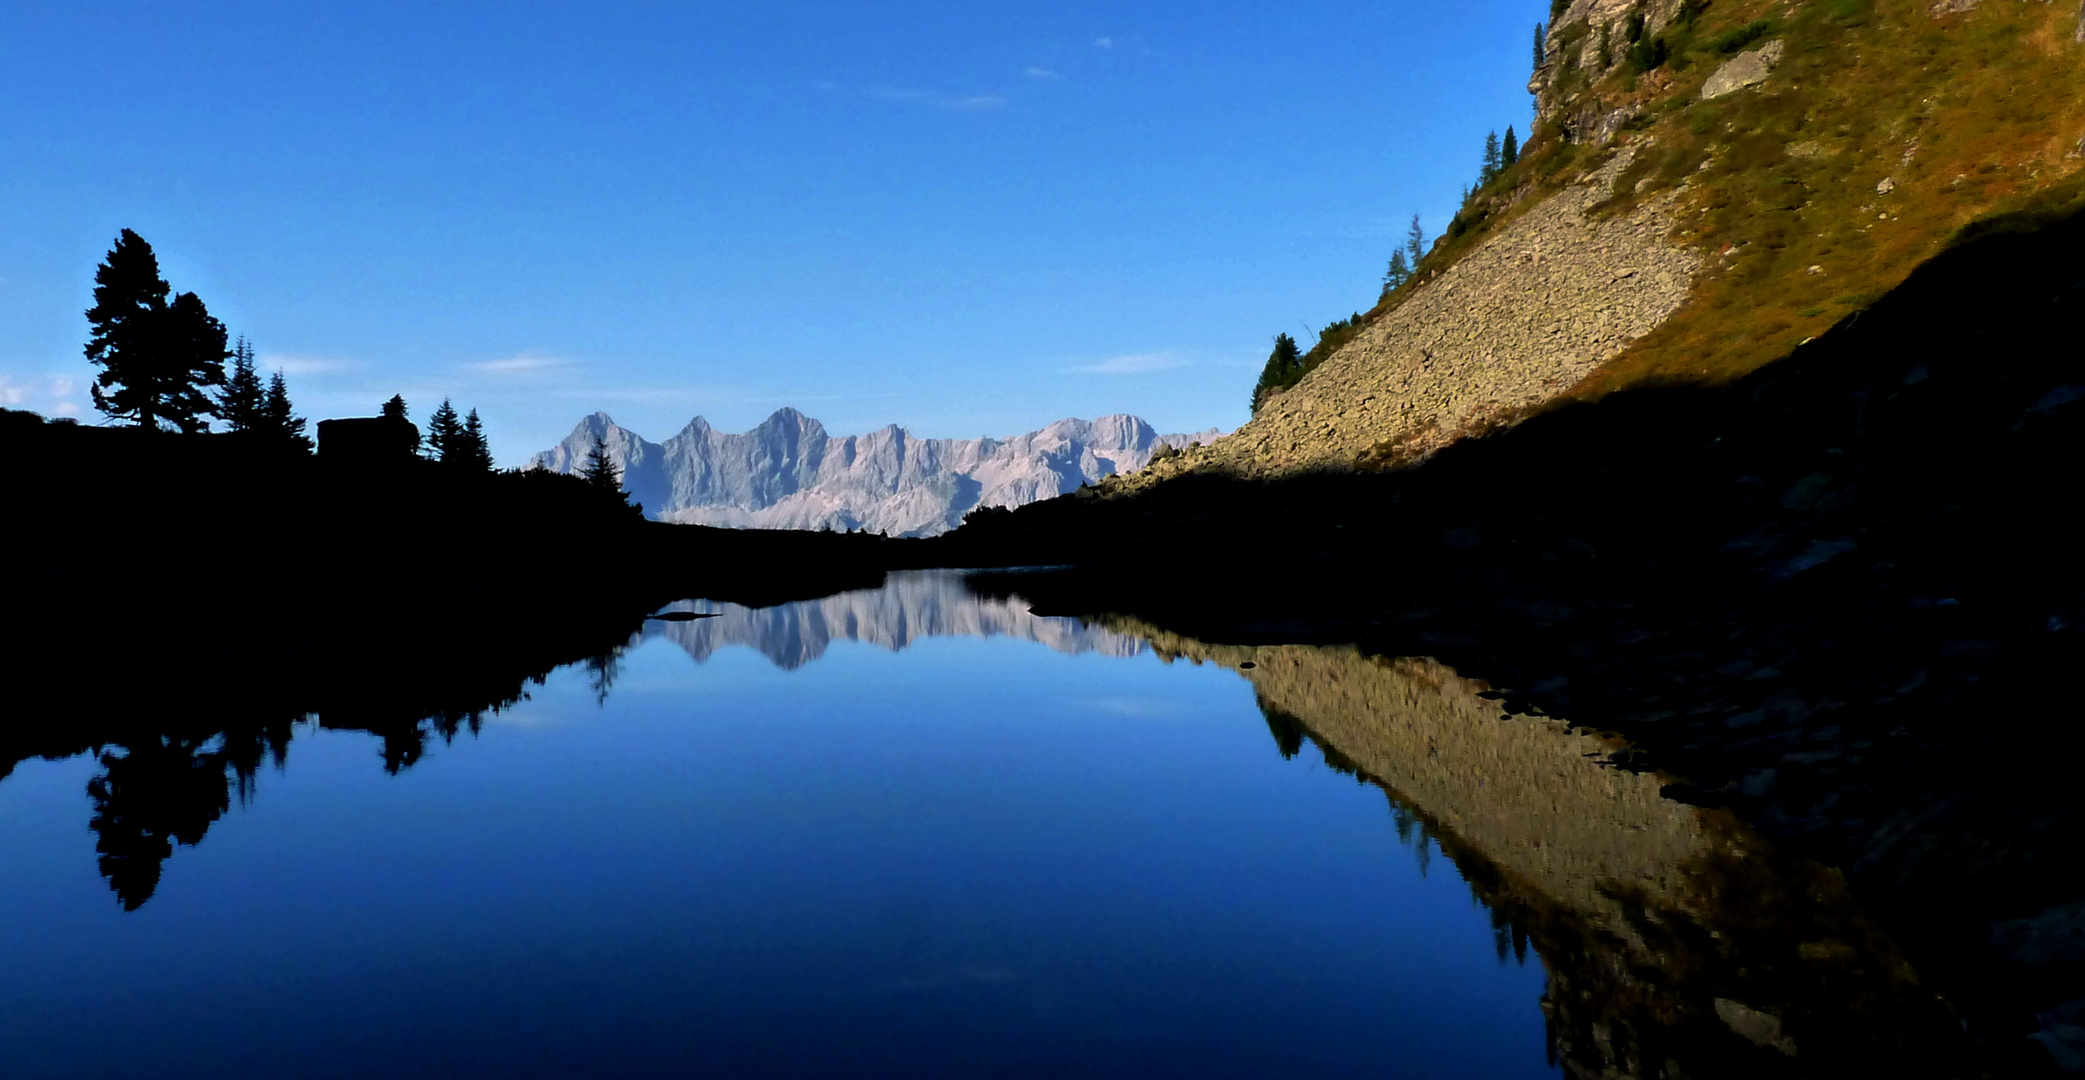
[0,571,1990,1077]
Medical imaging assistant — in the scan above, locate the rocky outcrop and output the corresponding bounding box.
[531,409,1221,537]
[1700,40,1785,100]
[1133,150,1698,482]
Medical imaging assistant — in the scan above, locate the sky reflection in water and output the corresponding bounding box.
[0,575,1553,1079]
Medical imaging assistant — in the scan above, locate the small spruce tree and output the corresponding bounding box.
[264,371,313,452]
[1533,22,1546,69]
[1250,333,1302,413]
[461,409,494,472]
[218,336,266,434]
[1501,126,1519,168]
[581,430,622,494]
[1383,250,1412,295]
[1481,131,1503,185]
[425,398,462,462]
[1405,215,1427,272]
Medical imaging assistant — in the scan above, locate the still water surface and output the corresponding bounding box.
[0,573,1556,1079]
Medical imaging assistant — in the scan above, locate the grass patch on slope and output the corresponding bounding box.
[1283,0,2084,414]
[1566,0,2085,397]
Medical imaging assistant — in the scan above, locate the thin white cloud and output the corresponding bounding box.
[1024,66,1061,80]
[0,372,84,416]
[466,354,568,375]
[1093,36,1114,48]
[1063,352,1190,376]
[865,86,1006,112]
[264,354,357,376]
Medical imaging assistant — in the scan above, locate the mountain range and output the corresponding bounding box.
[529,408,1221,537]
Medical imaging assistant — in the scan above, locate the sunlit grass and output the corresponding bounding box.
[1314,0,2085,406]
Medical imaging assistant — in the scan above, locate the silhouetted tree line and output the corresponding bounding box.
[80,230,514,471]
[85,230,312,445]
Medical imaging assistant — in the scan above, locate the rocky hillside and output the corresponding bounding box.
[530,408,1220,537]
[1133,0,2085,484]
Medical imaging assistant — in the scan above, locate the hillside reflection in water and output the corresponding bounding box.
[0,572,1970,1078]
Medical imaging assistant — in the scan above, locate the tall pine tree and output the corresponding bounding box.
[1480,131,1503,185]
[218,336,266,433]
[1405,215,1427,273]
[1501,126,1520,168]
[1533,22,1547,68]
[85,231,225,432]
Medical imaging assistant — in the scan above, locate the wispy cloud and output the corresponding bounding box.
[865,86,1006,111]
[1093,36,1114,48]
[0,372,84,416]
[263,354,357,376]
[1024,66,1060,80]
[465,353,569,376]
[1063,352,1190,376]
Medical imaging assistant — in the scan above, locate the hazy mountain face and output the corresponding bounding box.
[530,408,1222,536]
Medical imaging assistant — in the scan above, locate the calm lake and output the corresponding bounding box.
[9,569,1992,1078]
[0,571,1560,1079]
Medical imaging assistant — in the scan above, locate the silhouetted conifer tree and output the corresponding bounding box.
[461,409,494,472]
[425,398,462,461]
[85,231,226,432]
[1533,22,1546,68]
[1502,126,1519,168]
[1481,131,1503,185]
[218,336,266,434]
[581,430,622,494]
[264,371,312,452]
[1406,214,1427,271]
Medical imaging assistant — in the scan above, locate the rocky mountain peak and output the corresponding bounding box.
[529,410,1223,537]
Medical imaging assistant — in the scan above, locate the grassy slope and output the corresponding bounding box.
[1277,0,2085,409]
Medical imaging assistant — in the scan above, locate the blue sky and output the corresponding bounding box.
[0,1,1542,464]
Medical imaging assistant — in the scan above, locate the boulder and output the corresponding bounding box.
[1701,40,1784,100]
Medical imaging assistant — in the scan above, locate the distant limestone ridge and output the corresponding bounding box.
[528,408,1222,537]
